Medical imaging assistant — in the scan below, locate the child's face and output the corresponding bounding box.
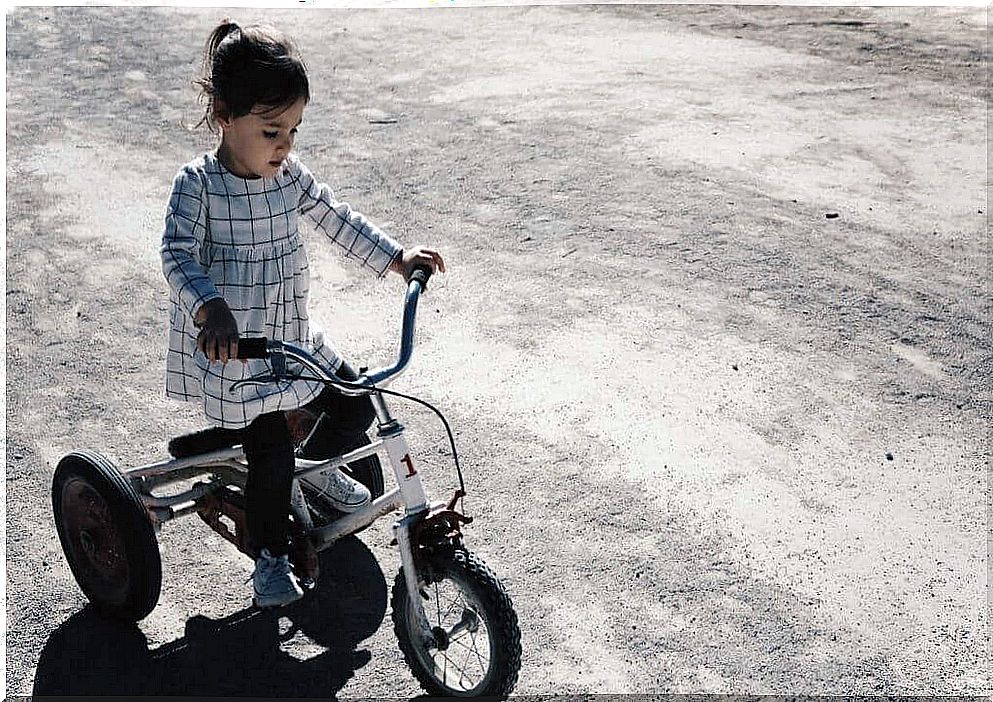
[216,98,306,179]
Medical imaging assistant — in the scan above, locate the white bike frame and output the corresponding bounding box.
[125,274,441,641]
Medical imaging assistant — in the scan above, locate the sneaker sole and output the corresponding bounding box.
[253,589,304,608]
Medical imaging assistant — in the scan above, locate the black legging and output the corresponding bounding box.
[242,361,375,556]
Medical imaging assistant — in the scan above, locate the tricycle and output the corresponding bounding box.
[51,267,522,697]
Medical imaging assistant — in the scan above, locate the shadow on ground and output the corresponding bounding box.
[32,537,388,698]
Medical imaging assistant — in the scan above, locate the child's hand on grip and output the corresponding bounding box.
[391,245,446,280]
[194,298,242,363]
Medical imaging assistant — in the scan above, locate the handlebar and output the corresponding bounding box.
[408,264,432,290]
[236,337,270,360]
[231,264,434,394]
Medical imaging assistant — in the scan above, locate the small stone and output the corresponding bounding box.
[825,212,840,219]
[732,364,739,371]
[885,452,894,461]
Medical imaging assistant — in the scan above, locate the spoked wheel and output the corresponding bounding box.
[52,451,161,621]
[392,547,521,697]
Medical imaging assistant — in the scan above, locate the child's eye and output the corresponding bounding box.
[263,130,279,139]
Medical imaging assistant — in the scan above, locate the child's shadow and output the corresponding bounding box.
[32,536,389,698]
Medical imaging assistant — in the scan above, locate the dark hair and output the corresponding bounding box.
[195,20,310,131]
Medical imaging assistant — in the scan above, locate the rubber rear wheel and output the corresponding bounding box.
[392,546,521,697]
[52,450,162,621]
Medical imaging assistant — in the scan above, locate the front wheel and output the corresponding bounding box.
[392,547,522,697]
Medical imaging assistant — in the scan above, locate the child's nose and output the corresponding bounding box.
[275,135,293,155]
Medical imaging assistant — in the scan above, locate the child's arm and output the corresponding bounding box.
[160,167,240,362]
[289,156,404,277]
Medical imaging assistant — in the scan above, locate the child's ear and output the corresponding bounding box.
[213,99,232,128]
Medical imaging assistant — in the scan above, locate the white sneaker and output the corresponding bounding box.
[253,548,304,608]
[301,466,371,513]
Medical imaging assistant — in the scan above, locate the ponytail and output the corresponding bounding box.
[202,20,240,77]
[192,19,309,133]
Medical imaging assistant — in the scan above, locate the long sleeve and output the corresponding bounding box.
[160,166,222,320]
[289,155,402,277]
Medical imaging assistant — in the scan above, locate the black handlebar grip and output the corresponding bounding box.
[409,265,433,290]
[236,337,269,359]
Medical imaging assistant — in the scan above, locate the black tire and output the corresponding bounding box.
[52,451,162,621]
[392,547,522,697]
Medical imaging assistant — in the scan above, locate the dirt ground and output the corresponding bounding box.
[4,4,989,696]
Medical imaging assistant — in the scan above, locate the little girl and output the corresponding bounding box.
[161,20,444,608]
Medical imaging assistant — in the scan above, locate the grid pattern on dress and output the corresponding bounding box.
[161,151,402,429]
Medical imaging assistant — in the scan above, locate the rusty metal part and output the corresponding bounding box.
[196,486,251,555]
[60,476,130,603]
[285,408,319,447]
[196,484,320,583]
[410,489,473,553]
[289,518,320,585]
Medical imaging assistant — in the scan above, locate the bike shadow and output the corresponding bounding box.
[33,536,389,698]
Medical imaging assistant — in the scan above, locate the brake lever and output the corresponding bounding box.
[230,375,281,392]
[230,350,289,393]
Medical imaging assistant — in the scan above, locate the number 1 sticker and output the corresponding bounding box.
[401,454,417,477]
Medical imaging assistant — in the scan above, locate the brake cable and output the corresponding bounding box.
[285,371,467,513]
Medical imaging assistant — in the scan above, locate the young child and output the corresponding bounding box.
[161,20,444,608]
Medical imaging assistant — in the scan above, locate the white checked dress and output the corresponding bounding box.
[161,151,402,429]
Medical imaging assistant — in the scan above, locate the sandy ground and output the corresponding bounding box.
[5,5,989,696]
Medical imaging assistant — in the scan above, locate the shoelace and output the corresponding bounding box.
[330,470,357,495]
[314,467,357,499]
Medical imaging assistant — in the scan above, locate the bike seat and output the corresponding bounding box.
[168,427,242,458]
[167,409,317,458]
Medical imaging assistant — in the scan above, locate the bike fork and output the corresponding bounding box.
[380,418,436,645]
[395,515,434,644]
